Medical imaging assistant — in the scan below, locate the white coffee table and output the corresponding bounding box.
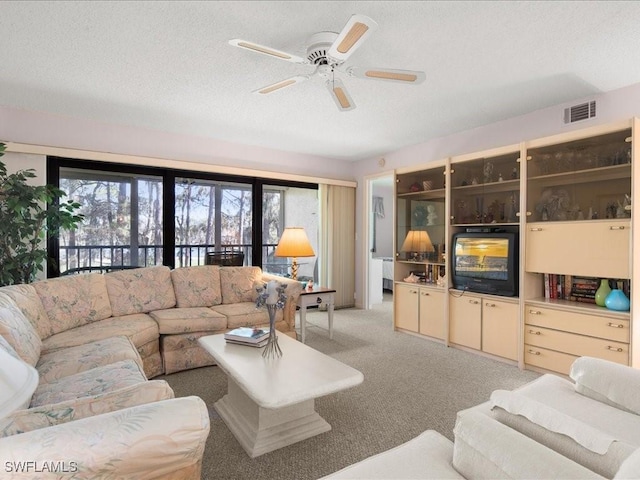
[198,333,364,458]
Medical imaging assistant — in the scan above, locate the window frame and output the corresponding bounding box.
[47,157,318,276]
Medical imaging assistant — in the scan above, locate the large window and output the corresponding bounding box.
[175,178,253,267]
[59,168,163,273]
[49,158,318,278]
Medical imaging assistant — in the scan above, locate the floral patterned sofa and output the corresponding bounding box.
[0,318,209,478]
[0,264,303,378]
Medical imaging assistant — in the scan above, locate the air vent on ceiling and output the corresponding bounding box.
[564,101,596,124]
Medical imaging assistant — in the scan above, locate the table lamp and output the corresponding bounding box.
[0,346,39,419]
[401,230,434,261]
[274,227,315,280]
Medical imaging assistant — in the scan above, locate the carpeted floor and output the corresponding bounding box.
[160,295,539,480]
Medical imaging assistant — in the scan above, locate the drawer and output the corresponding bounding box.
[525,306,629,342]
[524,344,578,376]
[525,325,629,365]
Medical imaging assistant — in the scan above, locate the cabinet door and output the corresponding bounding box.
[525,220,630,278]
[482,299,518,360]
[419,288,445,339]
[394,284,419,332]
[449,294,481,349]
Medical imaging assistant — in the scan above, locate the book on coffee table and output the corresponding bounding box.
[224,327,269,344]
[225,337,269,348]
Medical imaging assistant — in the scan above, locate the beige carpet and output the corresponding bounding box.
[159,295,539,480]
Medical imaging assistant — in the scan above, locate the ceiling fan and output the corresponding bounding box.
[229,14,426,111]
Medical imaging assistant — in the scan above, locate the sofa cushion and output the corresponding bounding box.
[170,265,222,307]
[36,336,142,383]
[0,380,174,438]
[105,266,176,316]
[570,356,640,416]
[31,359,147,407]
[219,266,262,304]
[210,302,283,329]
[33,273,112,334]
[41,314,159,353]
[150,307,227,334]
[0,285,53,339]
[0,303,42,367]
[0,336,34,410]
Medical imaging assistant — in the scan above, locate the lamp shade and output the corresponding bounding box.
[274,227,315,258]
[401,230,434,253]
[0,347,38,419]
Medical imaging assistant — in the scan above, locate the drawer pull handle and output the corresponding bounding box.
[606,346,624,352]
[469,300,479,304]
[528,349,541,356]
[529,310,542,315]
[610,226,625,230]
[410,290,418,294]
[421,292,430,296]
[529,227,543,231]
[485,303,496,307]
[608,322,624,328]
[528,329,541,335]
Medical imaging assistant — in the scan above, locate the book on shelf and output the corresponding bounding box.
[225,337,269,348]
[224,327,269,344]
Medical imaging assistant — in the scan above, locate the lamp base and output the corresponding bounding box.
[291,258,299,280]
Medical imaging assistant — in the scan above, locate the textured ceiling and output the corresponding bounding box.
[2,1,640,161]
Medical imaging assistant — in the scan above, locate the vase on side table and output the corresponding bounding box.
[595,279,612,307]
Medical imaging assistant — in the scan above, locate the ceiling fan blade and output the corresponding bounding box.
[327,14,378,63]
[229,39,308,64]
[347,66,426,84]
[252,76,309,95]
[326,78,355,111]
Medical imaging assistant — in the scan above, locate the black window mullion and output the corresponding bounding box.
[163,170,176,269]
[253,180,263,267]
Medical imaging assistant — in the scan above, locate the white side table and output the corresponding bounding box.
[297,287,336,343]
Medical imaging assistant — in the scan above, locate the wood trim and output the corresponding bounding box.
[3,142,357,188]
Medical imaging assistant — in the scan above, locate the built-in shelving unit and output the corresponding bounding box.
[392,119,636,375]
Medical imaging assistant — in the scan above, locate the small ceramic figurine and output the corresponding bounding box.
[403,273,419,283]
[306,280,314,291]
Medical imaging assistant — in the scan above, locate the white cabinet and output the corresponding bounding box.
[419,288,445,340]
[394,283,445,340]
[394,283,419,332]
[449,293,518,360]
[525,220,630,278]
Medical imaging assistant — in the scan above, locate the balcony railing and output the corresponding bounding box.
[59,243,286,275]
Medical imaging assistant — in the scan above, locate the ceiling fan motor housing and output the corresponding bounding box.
[306,32,339,65]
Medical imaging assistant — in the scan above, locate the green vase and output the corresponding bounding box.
[595,279,611,307]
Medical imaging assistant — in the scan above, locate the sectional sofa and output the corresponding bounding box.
[0,264,302,478]
[0,264,302,378]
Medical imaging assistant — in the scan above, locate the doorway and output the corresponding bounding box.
[365,173,394,309]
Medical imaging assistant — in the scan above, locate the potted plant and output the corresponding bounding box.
[0,143,84,285]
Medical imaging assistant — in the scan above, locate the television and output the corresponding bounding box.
[451,231,519,297]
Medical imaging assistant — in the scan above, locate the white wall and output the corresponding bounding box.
[3,152,46,184]
[352,82,640,307]
[0,106,353,183]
